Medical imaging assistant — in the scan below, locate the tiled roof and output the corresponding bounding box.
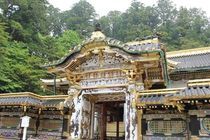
[176,85,210,99]
[124,42,160,52]
[0,96,65,108]
[0,92,67,108]
[42,99,64,107]
[168,53,210,70]
[139,94,165,104]
[137,79,210,106]
[0,96,41,106]
[139,93,173,105]
[167,47,210,71]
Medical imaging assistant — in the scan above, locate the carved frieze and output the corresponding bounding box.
[96,93,125,102]
[72,52,129,73]
[80,77,128,88]
[82,70,126,80]
[82,87,126,94]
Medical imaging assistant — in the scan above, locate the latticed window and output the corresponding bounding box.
[202,118,210,133]
[149,120,186,134]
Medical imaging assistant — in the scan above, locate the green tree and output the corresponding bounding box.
[56,30,81,51]
[99,11,122,39]
[29,33,66,62]
[156,0,177,25]
[155,0,179,50]
[47,5,63,36]
[0,0,50,42]
[0,22,9,46]
[61,0,97,38]
[0,42,45,93]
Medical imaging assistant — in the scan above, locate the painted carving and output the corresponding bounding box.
[68,86,80,95]
[73,53,128,72]
[83,87,126,94]
[70,93,92,139]
[125,83,144,140]
[80,77,127,88]
[70,94,81,138]
[80,97,91,138]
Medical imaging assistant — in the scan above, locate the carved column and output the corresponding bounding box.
[125,82,144,140]
[125,89,131,140]
[70,93,93,139]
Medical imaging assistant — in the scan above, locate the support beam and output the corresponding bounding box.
[90,103,95,139]
[137,109,143,140]
[61,111,64,138]
[116,102,119,139]
[100,103,107,140]
[35,108,41,136]
[125,92,130,140]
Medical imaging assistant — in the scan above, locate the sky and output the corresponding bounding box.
[48,0,210,17]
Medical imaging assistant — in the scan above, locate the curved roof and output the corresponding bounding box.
[43,31,162,68]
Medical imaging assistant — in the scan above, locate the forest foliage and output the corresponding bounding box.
[0,0,210,94]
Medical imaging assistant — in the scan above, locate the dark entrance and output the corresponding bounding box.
[94,102,125,140]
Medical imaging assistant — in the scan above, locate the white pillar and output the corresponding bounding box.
[22,127,27,140]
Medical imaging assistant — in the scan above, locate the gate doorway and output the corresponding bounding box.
[93,102,125,140]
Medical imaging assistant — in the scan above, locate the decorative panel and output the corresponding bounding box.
[74,53,128,72]
[143,136,186,140]
[203,118,210,132]
[83,87,126,95]
[0,117,20,128]
[80,77,127,87]
[201,117,210,134]
[28,118,36,131]
[149,120,186,134]
[39,119,62,132]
